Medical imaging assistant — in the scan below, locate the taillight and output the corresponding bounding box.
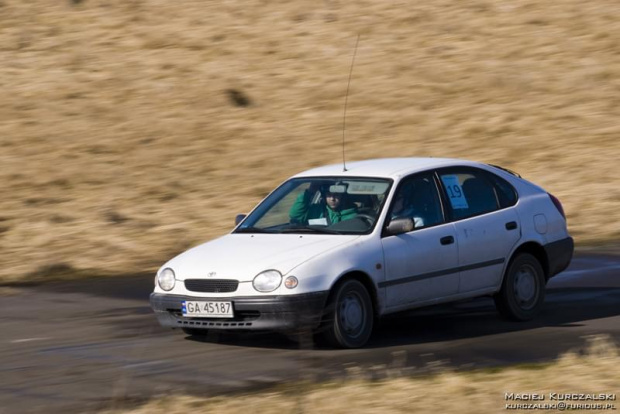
[548,193,566,219]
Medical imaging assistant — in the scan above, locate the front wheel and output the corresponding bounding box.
[318,279,374,348]
[494,253,546,321]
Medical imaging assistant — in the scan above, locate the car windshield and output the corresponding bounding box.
[235,177,393,235]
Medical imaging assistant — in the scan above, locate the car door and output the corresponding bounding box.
[437,167,521,294]
[380,172,460,309]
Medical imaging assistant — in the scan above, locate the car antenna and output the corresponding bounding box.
[341,34,360,172]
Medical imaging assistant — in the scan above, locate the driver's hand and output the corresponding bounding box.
[308,183,321,195]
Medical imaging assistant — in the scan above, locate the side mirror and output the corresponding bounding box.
[384,218,415,236]
[235,214,247,225]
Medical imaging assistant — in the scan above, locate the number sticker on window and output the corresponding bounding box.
[441,175,469,209]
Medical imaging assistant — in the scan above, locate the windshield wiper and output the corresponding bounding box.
[234,227,275,234]
[278,225,343,235]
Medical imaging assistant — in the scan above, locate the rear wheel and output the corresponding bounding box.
[494,253,546,321]
[318,279,374,348]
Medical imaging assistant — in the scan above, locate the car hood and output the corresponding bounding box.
[164,233,360,281]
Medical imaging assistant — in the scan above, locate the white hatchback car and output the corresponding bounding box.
[150,158,573,348]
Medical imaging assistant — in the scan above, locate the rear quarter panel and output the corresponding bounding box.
[481,166,572,287]
[509,177,571,245]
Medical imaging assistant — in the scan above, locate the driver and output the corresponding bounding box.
[391,183,424,228]
[289,181,357,225]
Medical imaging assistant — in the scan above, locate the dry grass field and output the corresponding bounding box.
[108,336,619,414]
[0,0,618,282]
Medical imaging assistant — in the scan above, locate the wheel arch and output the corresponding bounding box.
[507,241,550,281]
[328,270,380,317]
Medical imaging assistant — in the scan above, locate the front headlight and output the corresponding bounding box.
[252,270,282,292]
[157,268,176,291]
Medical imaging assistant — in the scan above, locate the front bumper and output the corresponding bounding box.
[150,291,329,332]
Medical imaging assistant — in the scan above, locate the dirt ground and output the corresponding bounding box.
[0,0,618,283]
[109,336,619,414]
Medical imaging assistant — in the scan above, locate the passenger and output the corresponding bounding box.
[289,182,357,225]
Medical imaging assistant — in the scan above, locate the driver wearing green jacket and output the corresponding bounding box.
[289,182,357,225]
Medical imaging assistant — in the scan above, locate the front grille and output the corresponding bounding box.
[169,309,260,322]
[184,279,239,293]
[176,319,254,328]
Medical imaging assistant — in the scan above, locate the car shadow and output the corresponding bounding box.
[367,287,620,348]
[182,287,620,355]
[184,330,304,349]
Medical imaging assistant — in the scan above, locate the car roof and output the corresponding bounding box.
[292,157,485,179]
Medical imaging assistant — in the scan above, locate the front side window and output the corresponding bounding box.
[235,177,392,235]
[386,173,444,229]
[438,168,500,220]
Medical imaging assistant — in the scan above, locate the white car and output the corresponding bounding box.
[150,158,573,348]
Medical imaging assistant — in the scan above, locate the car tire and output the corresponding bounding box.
[318,279,374,349]
[182,327,209,337]
[494,253,546,321]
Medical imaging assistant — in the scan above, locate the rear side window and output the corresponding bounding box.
[438,169,500,220]
[484,171,518,208]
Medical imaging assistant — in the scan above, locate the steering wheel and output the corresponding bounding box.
[356,214,376,226]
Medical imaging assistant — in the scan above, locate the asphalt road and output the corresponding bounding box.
[1,251,619,414]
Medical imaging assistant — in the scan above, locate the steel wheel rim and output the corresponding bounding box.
[339,291,365,338]
[513,264,538,310]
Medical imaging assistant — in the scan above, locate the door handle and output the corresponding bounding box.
[505,221,518,231]
[440,236,454,245]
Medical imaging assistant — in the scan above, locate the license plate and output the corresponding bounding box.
[182,301,233,318]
